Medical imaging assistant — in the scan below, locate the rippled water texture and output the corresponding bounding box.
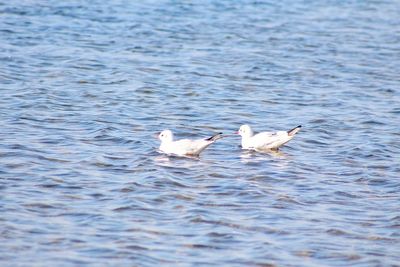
[1,0,400,266]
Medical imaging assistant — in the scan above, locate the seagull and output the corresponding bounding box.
[237,124,302,151]
[158,130,223,156]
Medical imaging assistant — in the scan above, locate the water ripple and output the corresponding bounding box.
[1,0,400,266]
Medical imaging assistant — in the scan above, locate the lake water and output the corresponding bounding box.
[1,0,399,266]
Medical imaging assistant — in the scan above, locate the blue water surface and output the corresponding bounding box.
[1,0,399,266]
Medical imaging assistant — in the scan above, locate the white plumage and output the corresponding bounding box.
[158,130,223,156]
[237,124,301,151]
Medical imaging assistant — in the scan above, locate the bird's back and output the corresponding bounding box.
[249,131,291,150]
[161,138,211,156]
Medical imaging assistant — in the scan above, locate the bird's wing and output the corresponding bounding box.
[167,139,204,155]
[252,131,275,144]
[251,131,291,149]
[186,139,214,155]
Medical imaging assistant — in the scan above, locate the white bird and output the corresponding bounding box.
[237,124,302,151]
[158,130,223,156]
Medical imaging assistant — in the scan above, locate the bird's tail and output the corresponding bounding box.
[287,125,302,136]
[205,132,224,142]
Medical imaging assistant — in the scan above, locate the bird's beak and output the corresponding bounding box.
[154,133,159,139]
[234,131,239,134]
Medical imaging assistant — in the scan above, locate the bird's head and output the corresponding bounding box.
[237,124,253,137]
[158,129,173,142]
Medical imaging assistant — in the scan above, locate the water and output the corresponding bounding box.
[1,0,399,266]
